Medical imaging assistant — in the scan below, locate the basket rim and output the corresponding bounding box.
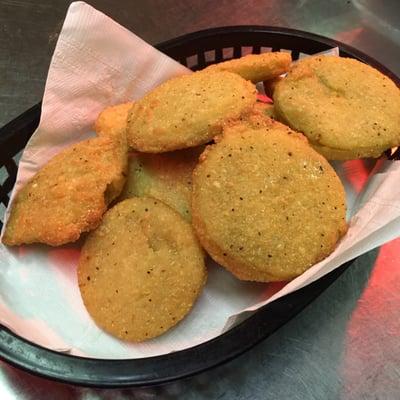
[158,25,399,82]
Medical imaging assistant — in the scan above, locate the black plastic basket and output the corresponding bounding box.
[0,26,398,388]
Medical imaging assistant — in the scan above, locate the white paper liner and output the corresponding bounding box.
[1,2,399,359]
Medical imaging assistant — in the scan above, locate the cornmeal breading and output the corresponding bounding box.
[192,123,347,282]
[78,197,206,342]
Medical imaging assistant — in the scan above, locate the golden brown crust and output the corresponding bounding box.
[223,101,305,140]
[94,102,134,139]
[204,52,291,83]
[310,142,386,160]
[256,102,276,119]
[127,71,257,153]
[78,197,206,342]
[273,55,400,158]
[243,101,279,126]
[192,124,347,282]
[119,147,203,221]
[2,135,127,246]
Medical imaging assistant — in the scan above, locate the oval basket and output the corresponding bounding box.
[0,26,398,388]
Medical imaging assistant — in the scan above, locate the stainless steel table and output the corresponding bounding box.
[1,1,399,398]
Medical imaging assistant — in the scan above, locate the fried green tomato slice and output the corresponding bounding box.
[2,135,127,246]
[204,52,291,83]
[94,102,134,139]
[119,147,203,222]
[310,142,386,160]
[192,124,347,282]
[248,101,276,121]
[78,197,206,342]
[223,101,286,132]
[127,71,257,153]
[273,55,400,159]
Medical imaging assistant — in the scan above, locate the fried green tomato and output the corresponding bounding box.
[2,135,127,246]
[204,52,291,83]
[119,147,203,221]
[127,71,257,153]
[192,124,347,282]
[223,101,284,132]
[95,102,134,139]
[78,197,206,342]
[310,142,386,160]
[273,55,400,159]
[249,101,276,121]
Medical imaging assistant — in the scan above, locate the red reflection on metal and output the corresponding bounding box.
[341,238,400,396]
[335,27,364,44]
